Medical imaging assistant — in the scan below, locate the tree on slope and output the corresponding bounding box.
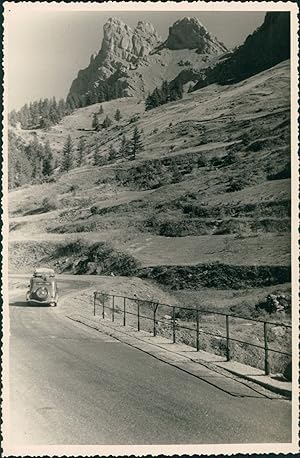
[102,115,112,129]
[119,134,130,158]
[42,140,54,176]
[93,145,102,166]
[108,144,118,161]
[61,135,73,172]
[114,108,122,121]
[130,127,143,161]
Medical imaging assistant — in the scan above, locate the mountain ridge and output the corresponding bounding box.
[67,16,227,104]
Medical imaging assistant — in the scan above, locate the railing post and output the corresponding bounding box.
[137,301,140,331]
[112,295,115,322]
[102,295,105,319]
[264,322,270,375]
[123,297,126,326]
[196,309,200,351]
[153,303,158,337]
[226,315,231,361]
[93,292,96,316]
[172,306,176,343]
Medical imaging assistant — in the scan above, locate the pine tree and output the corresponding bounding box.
[102,115,112,129]
[19,103,31,129]
[114,108,122,121]
[145,93,153,111]
[29,101,40,127]
[130,127,143,160]
[93,145,102,166]
[61,135,73,172]
[42,140,54,176]
[8,109,18,127]
[170,159,182,183]
[161,80,170,103]
[170,80,183,101]
[119,134,129,157]
[32,157,43,181]
[108,144,117,161]
[99,105,104,115]
[153,88,162,107]
[77,138,85,166]
[92,113,100,131]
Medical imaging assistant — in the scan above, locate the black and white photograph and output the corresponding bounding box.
[2,1,299,456]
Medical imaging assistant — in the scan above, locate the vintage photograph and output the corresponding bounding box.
[2,1,299,456]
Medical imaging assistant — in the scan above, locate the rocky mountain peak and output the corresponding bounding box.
[164,16,227,53]
[100,17,161,60]
[68,15,226,103]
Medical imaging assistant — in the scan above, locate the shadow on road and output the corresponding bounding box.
[10,301,52,308]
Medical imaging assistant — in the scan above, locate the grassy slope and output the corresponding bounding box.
[9,60,291,286]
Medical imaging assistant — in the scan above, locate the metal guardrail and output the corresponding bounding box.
[93,292,292,376]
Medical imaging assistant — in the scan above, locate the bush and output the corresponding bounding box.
[210,155,223,167]
[42,195,59,212]
[69,184,79,194]
[256,293,291,314]
[129,115,140,124]
[226,176,250,192]
[55,240,140,276]
[197,154,207,167]
[102,115,112,129]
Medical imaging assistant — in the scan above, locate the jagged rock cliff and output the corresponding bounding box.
[100,17,160,61]
[67,16,227,104]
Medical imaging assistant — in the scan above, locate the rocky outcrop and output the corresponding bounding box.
[164,17,227,53]
[68,18,161,103]
[101,17,161,61]
[193,12,290,90]
[67,16,226,105]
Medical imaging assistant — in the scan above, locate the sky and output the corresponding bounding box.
[5,8,265,110]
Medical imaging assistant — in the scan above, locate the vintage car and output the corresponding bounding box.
[26,268,58,307]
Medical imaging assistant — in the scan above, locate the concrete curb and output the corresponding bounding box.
[214,364,292,399]
[67,313,292,400]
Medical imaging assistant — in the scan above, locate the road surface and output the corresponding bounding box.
[8,275,291,446]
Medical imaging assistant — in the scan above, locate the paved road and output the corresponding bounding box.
[8,276,291,446]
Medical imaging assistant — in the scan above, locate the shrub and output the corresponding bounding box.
[55,239,140,276]
[226,176,250,192]
[42,195,59,212]
[69,184,79,194]
[210,155,223,167]
[197,154,207,167]
[222,150,237,166]
[129,115,140,124]
[267,163,291,180]
[102,115,112,129]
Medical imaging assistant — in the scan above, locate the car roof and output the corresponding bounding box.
[34,267,55,276]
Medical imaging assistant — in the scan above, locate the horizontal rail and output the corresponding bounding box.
[94,292,291,328]
[93,291,292,374]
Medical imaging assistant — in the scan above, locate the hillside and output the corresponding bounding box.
[9,59,291,303]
